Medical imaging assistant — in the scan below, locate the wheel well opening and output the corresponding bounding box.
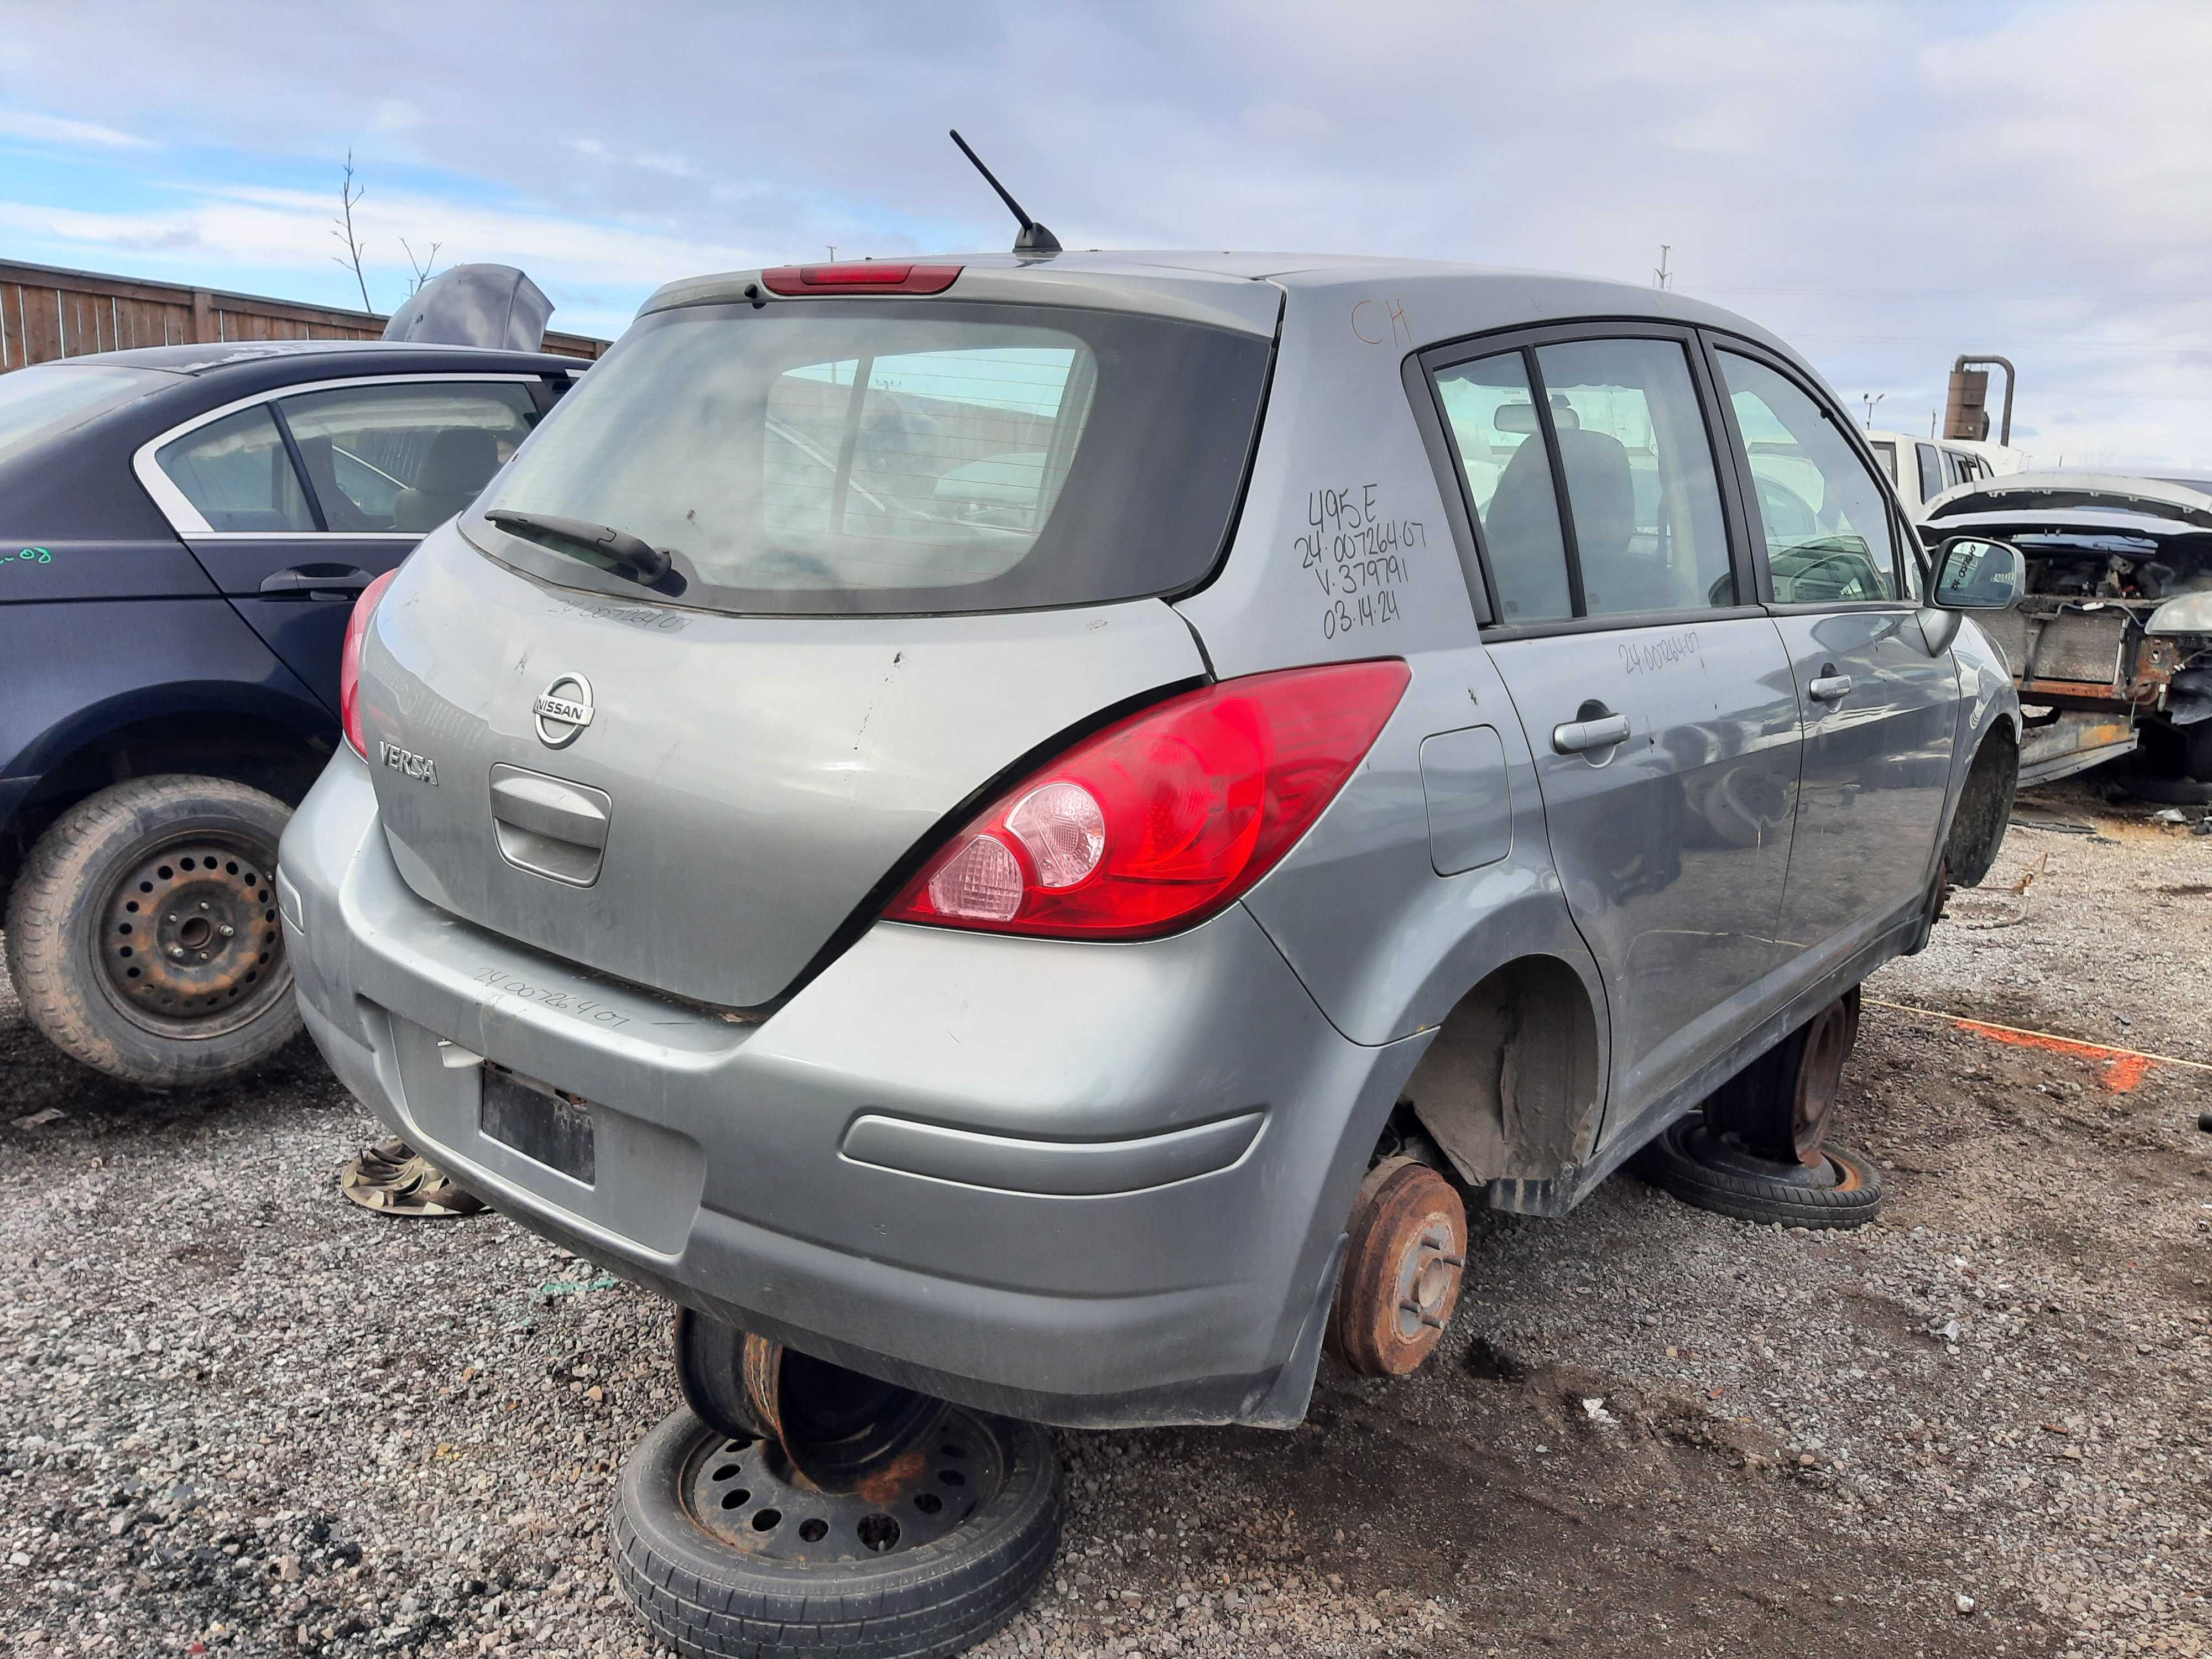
[1403,956,1600,1187]
[4,714,331,891]
[1945,723,2019,890]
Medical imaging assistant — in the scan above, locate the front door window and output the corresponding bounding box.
[1718,352,1901,604]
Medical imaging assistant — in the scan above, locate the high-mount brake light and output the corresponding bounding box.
[759,263,963,296]
[339,568,400,758]
[884,660,1410,941]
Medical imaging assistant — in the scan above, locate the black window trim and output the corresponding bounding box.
[267,401,328,533]
[1411,316,1760,639]
[1699,330,1920,617]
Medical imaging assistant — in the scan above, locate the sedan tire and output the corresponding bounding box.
[1632,1118,1882,1229]
[612,1405,1062,1659]
[3,775,300,1087]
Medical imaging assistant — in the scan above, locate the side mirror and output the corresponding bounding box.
[1931,536,2025,611]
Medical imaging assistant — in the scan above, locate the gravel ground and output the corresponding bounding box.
[2,781,2207,1658]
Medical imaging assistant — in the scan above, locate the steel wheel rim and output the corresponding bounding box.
[95,829,290,1039]
[1791,1002,1852,1165]
[680,1408,1008,1565]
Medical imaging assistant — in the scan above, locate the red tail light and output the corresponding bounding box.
[884,661,1410,941]
[339,568,400,758]
[760,263,963,296]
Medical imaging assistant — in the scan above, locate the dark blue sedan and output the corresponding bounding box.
[1,338,579,1086]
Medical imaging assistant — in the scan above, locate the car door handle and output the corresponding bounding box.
[1552,712,1631,754]
[1809,670,1854,703]
[259,564,372,600]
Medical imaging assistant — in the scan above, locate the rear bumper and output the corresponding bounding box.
[279,749,1424,1428]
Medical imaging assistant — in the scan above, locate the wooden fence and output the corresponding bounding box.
[0,258,606,370]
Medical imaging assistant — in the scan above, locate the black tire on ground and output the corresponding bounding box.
[1944,731,2018,888]
[2112,766,2212,807]
[1631,1118,1882,1229]
[2,775,301,1087]
[2136,718,2212,785]
[613,1406,1063,1659]
[1702,990,1860,1164]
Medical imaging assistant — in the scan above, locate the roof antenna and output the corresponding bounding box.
[949,129,1062,255]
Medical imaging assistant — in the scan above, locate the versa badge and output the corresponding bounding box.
[377,741,438,785]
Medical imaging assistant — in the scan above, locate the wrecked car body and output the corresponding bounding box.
[1924,472,2212,786]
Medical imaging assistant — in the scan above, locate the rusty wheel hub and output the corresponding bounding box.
[1329,1158,1468,1378]
[674,1311,949,1493]
[1790,998,1855,1165]
[98,834,286,1038]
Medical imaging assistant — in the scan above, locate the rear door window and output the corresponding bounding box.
[1717,350,1901,604]
[1432,351,1573,623]
[155,405,315,534]
[473,300,1271,617]
[278,381,539,533]
[1531,337,1735,615]
[1431,335,1739,625]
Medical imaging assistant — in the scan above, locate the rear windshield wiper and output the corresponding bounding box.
[484,509,672,582]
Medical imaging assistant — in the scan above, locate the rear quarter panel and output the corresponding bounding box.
[1180,273,1611,1132]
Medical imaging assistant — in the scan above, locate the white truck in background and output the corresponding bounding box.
[1867,429,2033,520]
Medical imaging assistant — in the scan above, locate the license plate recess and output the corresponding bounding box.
[480,1065,596,1185]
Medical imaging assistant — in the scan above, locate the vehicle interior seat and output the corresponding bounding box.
[393,428,500,533]
[1481,436,1575,620]
[1553,427,1677,614]
[292,434,382,531]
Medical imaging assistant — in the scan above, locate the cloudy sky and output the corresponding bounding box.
[1,1,2206,466]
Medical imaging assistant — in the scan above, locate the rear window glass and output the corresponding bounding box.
[469,300,1271,616]
[0,362,171,468]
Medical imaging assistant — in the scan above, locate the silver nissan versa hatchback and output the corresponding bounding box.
[280,249,2025,1642]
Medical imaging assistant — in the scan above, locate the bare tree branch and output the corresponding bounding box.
[399,238,445,298]
[331,151,372,313]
